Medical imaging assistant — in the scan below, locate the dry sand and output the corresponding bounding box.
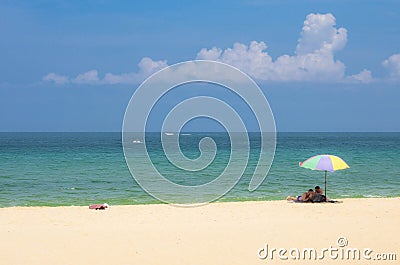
[1,198,399,265]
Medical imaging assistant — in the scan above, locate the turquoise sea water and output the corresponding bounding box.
[0,132,399,207]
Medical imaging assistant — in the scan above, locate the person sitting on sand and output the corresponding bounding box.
[286,189,315,202]
[315,186,323,195]
[313,186,326,202]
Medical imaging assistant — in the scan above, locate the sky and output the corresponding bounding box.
[0,0,399,132]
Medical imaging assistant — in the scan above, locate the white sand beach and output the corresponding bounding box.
[1,198,399,265]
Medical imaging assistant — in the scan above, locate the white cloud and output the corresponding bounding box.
[44,13,394,85]
[382,54,400,80]
[103,57,168,84]
[296,13,347,55]
[138,57,168,75]
[43,57,168,85]
[198,41,274,80]
[197,47,222,61]
[347,69,374,83]
[42,73,68,85]
[197,13,349,82]
[73,70,100,84]
[102,72,135,85]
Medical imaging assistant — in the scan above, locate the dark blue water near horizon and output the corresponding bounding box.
[0,132,399,207]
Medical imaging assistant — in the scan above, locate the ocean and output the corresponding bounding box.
[0,132,399,207]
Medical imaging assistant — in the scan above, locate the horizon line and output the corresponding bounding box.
[1,131,399,133]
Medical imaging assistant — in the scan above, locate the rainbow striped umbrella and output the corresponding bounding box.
[299,155,349,198]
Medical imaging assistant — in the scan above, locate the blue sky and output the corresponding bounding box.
[0,0,399,132]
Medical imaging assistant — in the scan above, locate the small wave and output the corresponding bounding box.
[363,194,385,198]
[132,140,142,144]
[164,132,174,136]
[63,187,84,190]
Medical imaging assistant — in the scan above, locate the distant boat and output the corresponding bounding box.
[164,133,174,136]
[132,140,142,144]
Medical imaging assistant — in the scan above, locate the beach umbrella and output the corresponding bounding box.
[299,155,349,198]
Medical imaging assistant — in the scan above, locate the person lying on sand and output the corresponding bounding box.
[89,203,109,210]
[286,189,315,202]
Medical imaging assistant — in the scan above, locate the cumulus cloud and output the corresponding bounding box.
[138,57,168,75]
[45,13,392,85]
[73,70,100,84]
[197,13,349,82]
[198,41,274,80]
[296,13,347,55]
[347,69,374,84]
[197,47,223,61]
[103,57,168,84]
[42,73,69,85]
[382,54,400,80]
[43,57,167,85]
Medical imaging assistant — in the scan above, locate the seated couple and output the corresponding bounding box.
[286,186,326,203]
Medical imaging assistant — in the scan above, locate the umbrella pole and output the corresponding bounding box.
[324,170,327,198]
